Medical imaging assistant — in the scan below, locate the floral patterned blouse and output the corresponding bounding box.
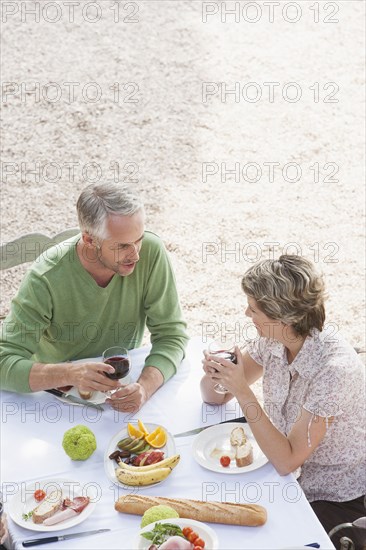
[247,328,366,502]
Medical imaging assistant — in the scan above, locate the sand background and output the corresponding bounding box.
[1,1,365,356]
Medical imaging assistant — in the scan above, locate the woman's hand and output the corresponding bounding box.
[203,346,250,398]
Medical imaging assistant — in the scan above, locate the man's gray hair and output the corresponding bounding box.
[77,183,144,240]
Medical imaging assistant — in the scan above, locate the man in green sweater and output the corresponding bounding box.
[0,183,188,412]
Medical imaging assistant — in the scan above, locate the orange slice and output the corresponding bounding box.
[138,419,149,436]
[145,426,167,448]
[127,423,144,439]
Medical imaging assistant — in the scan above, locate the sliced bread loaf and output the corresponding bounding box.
[230,426,247,446]
[32,489,63,524]
[235,441,254,467]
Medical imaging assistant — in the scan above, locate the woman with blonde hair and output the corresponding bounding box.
[201,255,365,546]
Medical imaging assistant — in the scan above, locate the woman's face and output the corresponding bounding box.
[245,296,283,340]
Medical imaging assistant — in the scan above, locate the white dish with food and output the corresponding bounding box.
[192,422,268,474]
[8,478,97,531]
[136,518,219,550]
[62,384,106,405]
[105,423,176,488]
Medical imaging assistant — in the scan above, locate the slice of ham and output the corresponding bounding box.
[43,496,90,525]
[158,536,192,550]
[43,508,78,526]
[63,497,90,513]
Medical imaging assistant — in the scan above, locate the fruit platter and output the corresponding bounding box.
[104,420,180,488]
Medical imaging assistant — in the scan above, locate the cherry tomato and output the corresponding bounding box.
[220,455,231,467]
[34,489,46,502]
[182,527,193,538]
[188,531,199,543]
[194,538,205,548]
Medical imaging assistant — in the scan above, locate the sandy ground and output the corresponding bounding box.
[1,0,365,363]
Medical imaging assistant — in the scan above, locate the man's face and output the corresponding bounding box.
[95,209,145,276]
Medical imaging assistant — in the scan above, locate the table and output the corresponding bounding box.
[0,337,335,549]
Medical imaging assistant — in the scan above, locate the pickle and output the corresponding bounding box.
[117,437,132,449]
[128,440,146,453]
[135,443,151,454]
[124,438,144,451]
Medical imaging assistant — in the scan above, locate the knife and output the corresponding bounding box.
[45,389,104,411]
[282,545,320,549]
[174,416,247,437]
[22,528,110,547]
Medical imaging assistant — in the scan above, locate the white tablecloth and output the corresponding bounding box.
[1,337,335,549]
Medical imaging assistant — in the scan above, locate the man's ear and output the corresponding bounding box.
[81,232,95,248]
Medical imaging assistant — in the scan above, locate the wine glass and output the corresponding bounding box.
[208,340,238,394]
[103,346,131,387]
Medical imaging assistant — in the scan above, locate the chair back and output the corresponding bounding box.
[329,527,366,550]
[328,508,366,550]
[0,229,79,270]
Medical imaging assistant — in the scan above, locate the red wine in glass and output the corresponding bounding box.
[104,355,130,380]
[214,351,237,364]
[208,342,238,394]
[103,346,131,382]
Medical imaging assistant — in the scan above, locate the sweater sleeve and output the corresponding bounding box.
[0,271,52,392]
[142,239,188,382]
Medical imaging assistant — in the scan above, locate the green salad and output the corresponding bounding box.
[141,522,185,546]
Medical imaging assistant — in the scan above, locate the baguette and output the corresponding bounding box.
[115,494,267,526]
[32,489,63,524]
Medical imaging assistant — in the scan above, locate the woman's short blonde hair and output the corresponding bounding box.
[241,255,326,336]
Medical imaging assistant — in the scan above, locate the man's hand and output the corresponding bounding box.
[68,361,120,394]
[29,361,120,393]
[105,382,148,413]
[105,366,164,413]
[0,513,9,546]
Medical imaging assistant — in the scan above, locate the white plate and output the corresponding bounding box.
[192,422,268,474]
[136,518,219,550]
[54,357,107,406]
[105,423,176,488]
[8,478,97,531]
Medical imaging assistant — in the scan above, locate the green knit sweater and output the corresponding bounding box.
[0,231,188,392]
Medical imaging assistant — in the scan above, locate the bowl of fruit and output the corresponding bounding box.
[104,420,180,488]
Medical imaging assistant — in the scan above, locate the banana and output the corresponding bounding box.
[118,454,180,472]
[116,466,172,486]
